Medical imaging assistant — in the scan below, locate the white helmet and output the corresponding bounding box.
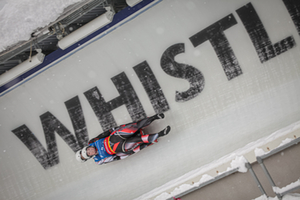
[81,146,90,159]
[75,146,91,163]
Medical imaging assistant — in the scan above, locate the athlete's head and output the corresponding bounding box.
[86,146,97,157]
[75,146,97,163]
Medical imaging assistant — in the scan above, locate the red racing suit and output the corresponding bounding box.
[88,115,160,165]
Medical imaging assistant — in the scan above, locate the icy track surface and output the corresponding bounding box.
[0,0,300,200]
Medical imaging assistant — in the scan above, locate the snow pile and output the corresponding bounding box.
[0,0,83,52]
[254,195,274,200]
[273,179,300,194]
[194,174,214,186]
[254,193,300,200]
[255,148,268,157]
[281,193,300,200]
[230,156,248,173]
[278,138,294,148]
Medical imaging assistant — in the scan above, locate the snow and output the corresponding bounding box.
[254,193,300,200]
[278,138,294,147]
[196,174,214,186]
[254,137,297,158]
[273,180,300,194]
[230,156,248,173]
[0,0,83,52]
[255,147,268,157]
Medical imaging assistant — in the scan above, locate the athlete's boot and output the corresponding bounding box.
[156,113,165,119]
[158,126,171,137]
[150,113,165,121]
[140,126,170,143]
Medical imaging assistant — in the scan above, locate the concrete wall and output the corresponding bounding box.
[182,143,300,200]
